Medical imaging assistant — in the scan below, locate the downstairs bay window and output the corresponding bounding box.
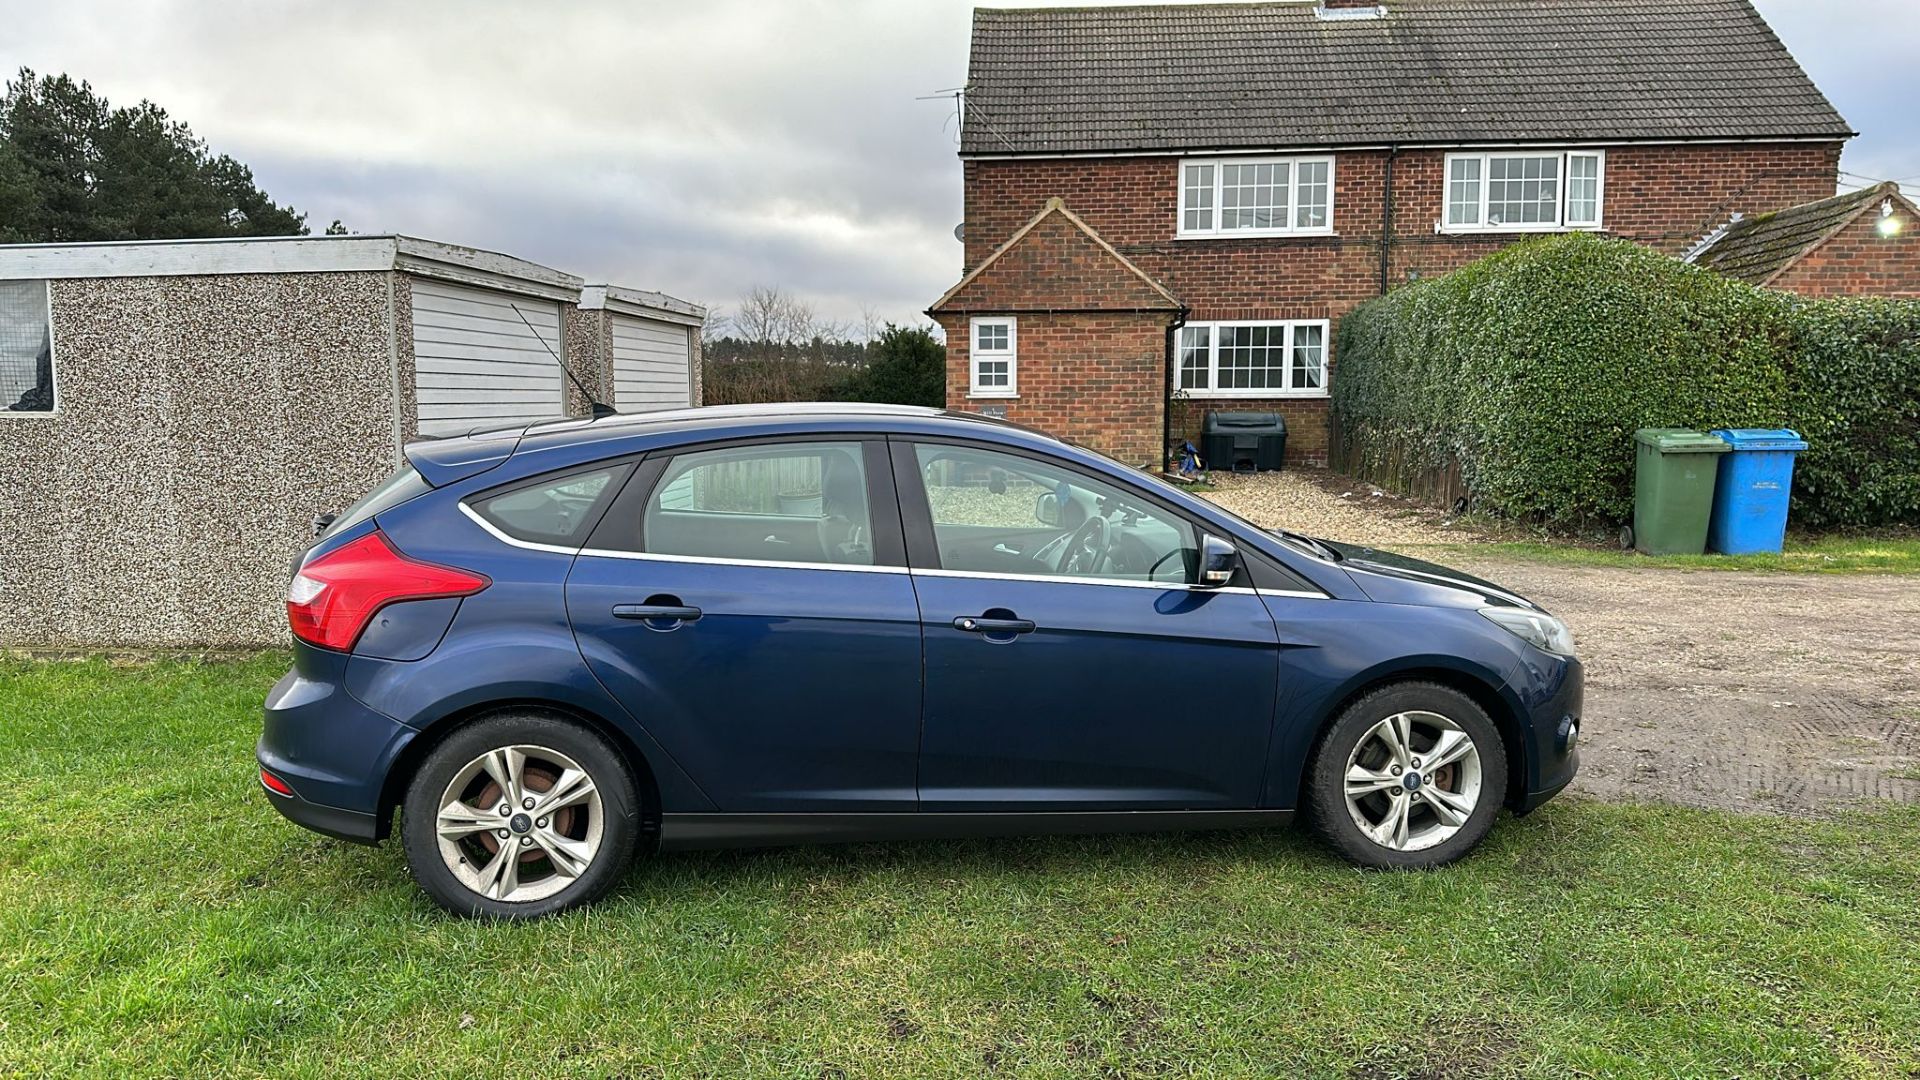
[1444,149,1605,232]
[1176,320,1328,398]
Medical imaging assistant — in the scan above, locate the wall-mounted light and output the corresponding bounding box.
[1879,198,1903,238]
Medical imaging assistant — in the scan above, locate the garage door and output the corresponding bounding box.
[410,278,565,436]
[609,314,692,413]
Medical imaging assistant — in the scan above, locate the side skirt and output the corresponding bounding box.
[655,809,1294,852]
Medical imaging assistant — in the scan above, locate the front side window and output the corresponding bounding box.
[969,317,1017,397]
[1173,320,1331,398]
[914,443,1197,584]
[0,279,55,413]
[473,466,625,545]
[1178,156,1334,237]
[644,441,872,566]
[1443,150,1604,232]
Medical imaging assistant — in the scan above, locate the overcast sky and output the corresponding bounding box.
[2,0,1915,329]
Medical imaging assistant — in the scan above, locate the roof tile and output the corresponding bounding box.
[962,0,1852,155]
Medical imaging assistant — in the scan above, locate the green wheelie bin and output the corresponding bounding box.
[1630,429,1730,555]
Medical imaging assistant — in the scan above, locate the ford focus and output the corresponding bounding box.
[259,404,1581,918]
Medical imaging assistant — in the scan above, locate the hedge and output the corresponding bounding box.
[1333,234,1920,530]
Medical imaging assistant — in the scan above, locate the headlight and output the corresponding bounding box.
[1479,606,1576,656]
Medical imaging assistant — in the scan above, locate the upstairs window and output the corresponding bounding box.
[1444,150,1605,232]
[969,317,1017,398]
[0,280,55,413]
[1179,156,1335,238]
[1175,320,1328,398]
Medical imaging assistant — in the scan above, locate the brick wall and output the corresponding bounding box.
[937,310,1174,468]
[948,141,1843,466]
[1771,210,1920,299]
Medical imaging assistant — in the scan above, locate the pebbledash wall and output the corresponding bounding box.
[946,141,1844,466]
[0,236,702,649]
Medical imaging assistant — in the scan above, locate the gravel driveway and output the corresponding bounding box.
[1204,471,1920,816]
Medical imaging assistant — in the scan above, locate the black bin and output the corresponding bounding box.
[1203,411,1288,472]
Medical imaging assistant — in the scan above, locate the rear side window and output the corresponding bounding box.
[471,466,628,545]
[643,442,873,566]
[326,466,432,538]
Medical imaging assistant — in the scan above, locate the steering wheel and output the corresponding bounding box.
[1057,515,1111,576]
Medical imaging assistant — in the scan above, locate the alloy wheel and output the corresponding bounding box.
[1342,710,1484,852]
[434,744,605,903]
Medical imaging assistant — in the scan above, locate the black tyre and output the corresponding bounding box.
[1304,682,1507,869]
[400,711,639,919]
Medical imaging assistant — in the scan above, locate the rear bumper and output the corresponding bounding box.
[257,769,382,844]
[257,662,416,845]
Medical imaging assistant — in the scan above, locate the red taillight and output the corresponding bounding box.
[286,530,490,651]
[260,769,295,797]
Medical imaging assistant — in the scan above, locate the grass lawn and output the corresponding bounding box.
[1414,534,1920,575]
[4,656,1919,1079]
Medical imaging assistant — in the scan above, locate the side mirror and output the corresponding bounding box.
[1035,492,1061,528]
[1197,534,1238,588]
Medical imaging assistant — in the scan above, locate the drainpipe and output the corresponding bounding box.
[1380,144,1399,295]
[1160,307,1189,473]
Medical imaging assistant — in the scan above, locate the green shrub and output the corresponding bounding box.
[1334,234,1920,530]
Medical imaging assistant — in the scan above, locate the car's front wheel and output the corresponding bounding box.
[401,712,639,918]
[1305,682,1507,868]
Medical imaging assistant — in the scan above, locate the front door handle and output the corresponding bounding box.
[613,603,703,623]
[953,616,1036,635]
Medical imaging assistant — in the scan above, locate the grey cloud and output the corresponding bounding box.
[2,0,1913,326]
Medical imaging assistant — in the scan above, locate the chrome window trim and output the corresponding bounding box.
[461,503,1332,597]
[460,502,904,573]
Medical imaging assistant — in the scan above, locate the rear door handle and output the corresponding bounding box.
[953,616,1036,635]
[613,604,703,623]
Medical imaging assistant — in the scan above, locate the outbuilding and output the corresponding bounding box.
[0,234,703,648]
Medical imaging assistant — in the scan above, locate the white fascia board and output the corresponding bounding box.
[393,236,582,303]
[0,235,402,279]
[0,233,583,303]
[579,284,706,326]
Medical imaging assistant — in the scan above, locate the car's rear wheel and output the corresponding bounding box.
[1305,682,1507,869]
[401,712,638,918]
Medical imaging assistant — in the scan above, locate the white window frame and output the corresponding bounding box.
[0,279,58,418]
[1177,155,1337,239]
[1441,149,1605,234]
[1174,319,1330,399]
[968,316,1018,399]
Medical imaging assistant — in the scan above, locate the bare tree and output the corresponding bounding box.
[857,304,884,345]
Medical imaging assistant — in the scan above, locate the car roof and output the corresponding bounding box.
[405,403,1067,485]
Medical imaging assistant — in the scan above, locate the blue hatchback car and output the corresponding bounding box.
[260,404,1580,918]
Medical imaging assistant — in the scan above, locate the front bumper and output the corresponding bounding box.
[1510,653,1583,815]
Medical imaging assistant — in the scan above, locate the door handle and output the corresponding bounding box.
[613,603,703,623]
[953,616,1036,635]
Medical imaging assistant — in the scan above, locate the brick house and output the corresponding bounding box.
[928,0,1854,467]
[1687,181,1920,298]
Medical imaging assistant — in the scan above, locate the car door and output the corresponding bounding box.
[566,437,923,811]
[896,439,1282,811]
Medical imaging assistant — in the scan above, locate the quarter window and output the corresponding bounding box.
[0,279,55,413]
[1443,150,1604,232]
[969,317,1017,397]
[1174,320,1330,398]
[914,444,1197,584]
[473,466,625,545]
[644,442,873,566]
[1178,156,1335,238]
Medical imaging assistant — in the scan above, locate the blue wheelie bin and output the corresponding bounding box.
[1707,428,1808,555]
